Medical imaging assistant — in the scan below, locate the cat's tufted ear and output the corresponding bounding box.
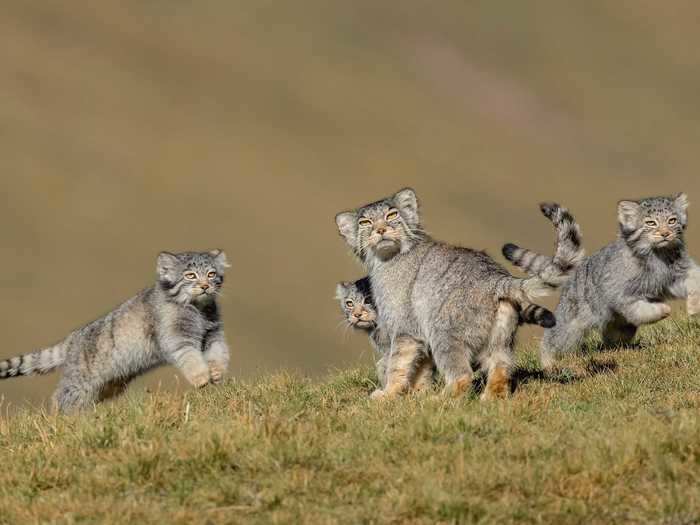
[675,193,689,225]
[335,282,352,299]
[617,200,641,231]
[393,188,420,227]
[335,211,358,247]
[210,249,231,270]
[157,252,181,281]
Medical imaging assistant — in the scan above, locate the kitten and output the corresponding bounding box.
[0,251,231,413]
[539,194,693,368]
[336,278,435,392]
[506,201,700,321]
[335,188,551,400]
[336,278,556,393]
[503,202,585,286]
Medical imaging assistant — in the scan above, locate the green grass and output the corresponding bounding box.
[2,318,700,525]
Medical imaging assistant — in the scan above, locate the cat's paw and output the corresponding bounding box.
[208,364,227,385]
[659,303,672,319]
[370,389,387,401]
[442,374,472,398]
[187,369,211,389]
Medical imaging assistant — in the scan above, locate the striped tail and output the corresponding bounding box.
[502,202,584,287]
[496,275,553,305]
[519,302,556,328]
[0,343,66,379]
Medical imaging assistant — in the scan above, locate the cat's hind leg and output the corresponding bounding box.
[98,379,130,402]
[431,335,475,398]
[602,316,637,348]
[412,354,436,392]
[481,301,519,400]
[52,375,99,414]
[375,354,389,389]
[541,307,594,370]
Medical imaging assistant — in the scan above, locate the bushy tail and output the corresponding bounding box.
[502,202,584,287]
[0,343,66,379]
[519,302,556,328]
[496,275,553,305]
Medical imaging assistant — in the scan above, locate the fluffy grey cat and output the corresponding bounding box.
[534,194,694,368]
[336,276,557,393]
[0,250,231,413]
[503,202,585,286]
[336,278,435,392]
[335,188,550,400]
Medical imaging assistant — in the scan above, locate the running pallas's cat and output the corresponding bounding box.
[507,194,694,368]
[0,250,231,412]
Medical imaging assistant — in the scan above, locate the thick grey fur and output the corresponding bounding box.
[335,276,556,390]
[540,194,693,368]
[335,278,392,387]
[335,188,551,398]
[0,251,231,413]
[502,202,585,286]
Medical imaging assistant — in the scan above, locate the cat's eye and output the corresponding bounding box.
[645,220,658,227]
[207,271,217,279]
[386,210,400,221]
[668,217,678,225]
[358,218,373,227]
[345,300,354,308]
[184,272,197,280]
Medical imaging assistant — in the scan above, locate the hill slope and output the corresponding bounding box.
[1,317,699,524]
[2,1,700,406]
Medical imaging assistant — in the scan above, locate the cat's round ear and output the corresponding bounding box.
[617,200,641,230]
[674,193,689,226]
[157,252,180,279]
[210,250,231,269]
[675,193,689,212]
[393,188,420,226]
[335,212,358,244]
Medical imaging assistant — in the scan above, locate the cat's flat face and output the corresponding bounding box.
[336,281,378,330]
[618,194,689,251]
[335,188,421,262]
[157,250,229,304]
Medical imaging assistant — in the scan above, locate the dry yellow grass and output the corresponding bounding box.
[1,317,698,524]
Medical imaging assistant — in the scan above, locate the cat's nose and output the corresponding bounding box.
[375,227,386,235]
[200,283,210,291]
[660,230,672,238]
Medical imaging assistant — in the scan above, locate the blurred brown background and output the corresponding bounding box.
[2,1,699,409]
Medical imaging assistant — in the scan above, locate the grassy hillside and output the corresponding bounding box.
[2,1,700,407]
[1,317,699,524]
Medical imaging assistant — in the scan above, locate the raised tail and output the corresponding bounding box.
[0,343,66,379]
[502,202,584,287]
[519,302,556,328]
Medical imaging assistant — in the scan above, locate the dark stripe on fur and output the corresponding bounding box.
[520,304,556,328]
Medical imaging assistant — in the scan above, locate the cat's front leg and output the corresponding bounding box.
[619,299,671,326]
[204,333,230,385]
[372,335,423,400]
[686,262,700,316]
[163,338,211,388]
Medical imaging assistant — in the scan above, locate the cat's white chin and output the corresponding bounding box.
[373,240,400,261]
